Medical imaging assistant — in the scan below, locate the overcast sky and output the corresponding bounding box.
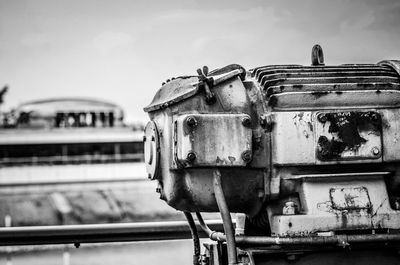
[0,0,399,122]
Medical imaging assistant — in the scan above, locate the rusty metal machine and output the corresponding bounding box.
[144,45,400,264]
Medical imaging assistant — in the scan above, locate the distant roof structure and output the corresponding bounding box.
[10,97,125,129]
[16,97,123,116]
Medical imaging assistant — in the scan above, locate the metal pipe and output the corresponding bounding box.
[0,220,224,247]
[234,234,400,247]
[184,212,201,265]
[213,170,238,265]
[195,212,226,241]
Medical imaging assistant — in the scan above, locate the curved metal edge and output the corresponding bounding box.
[143,84,199,113]
[378,60,400,77]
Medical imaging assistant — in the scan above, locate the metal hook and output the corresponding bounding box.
[311,44,325,66]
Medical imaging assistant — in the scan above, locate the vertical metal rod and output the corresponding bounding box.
[5,215,12,265]
[213,170,238,265]
[184,211,201,265]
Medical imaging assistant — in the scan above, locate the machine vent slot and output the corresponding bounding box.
[251,64,400,98]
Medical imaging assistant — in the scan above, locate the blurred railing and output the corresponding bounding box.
[0,153,144,166]
[0,220,224,246]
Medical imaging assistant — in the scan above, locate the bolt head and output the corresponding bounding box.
[241,150,252,163]
[317,113,328,123]
[242,116,251,127]
[371,147,380,156]
[371,113,379,121]
[186,116,197,127]
[186,152,196,162]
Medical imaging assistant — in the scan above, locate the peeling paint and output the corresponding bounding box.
[317,111,382,160]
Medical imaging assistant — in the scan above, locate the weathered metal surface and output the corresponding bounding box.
[316,111,382,161]
[174,114,252,167]
[380,108,400,162]
[269,175,400,236]
[144,76,199,112]
[271,111,315,165]
[269,90,400,111]
[329,187,371,211]
[379,60,400,76]
[144,121,160,179]
[144,46,400,242]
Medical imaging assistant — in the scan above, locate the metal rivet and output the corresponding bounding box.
[242,117,251,127]
[371,147,380,156]
[187,152,196,162]
[186,116,197,127]
[317,113,327,123]
[241,150,252,163]
[371,113,379,121]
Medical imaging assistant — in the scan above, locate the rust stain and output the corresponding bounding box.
[317,111,381,160]
[311,91,329,98]
[228,156,236,165]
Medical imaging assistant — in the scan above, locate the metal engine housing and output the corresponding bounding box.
[144,50,400,236]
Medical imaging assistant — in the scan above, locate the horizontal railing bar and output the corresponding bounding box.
[0,220,224,246]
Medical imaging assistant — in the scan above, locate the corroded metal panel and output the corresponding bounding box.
[174,114,252,167]
[380,108,400,162]
[270,175,400,236]
[271,111,315,165]
[315,111,382,162]
[329,187,371,211]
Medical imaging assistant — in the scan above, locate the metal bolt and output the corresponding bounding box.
[371,113,379,121]
[242,116,251,127]
[186,116,197,127]
[317,113,327,123]
[371,147,380,156]
[241,150,252,163]
[283,201,297,215]
[186,152,196,162]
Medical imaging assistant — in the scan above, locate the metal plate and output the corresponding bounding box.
[144,121,160,179]
[315,111,382,161]
[174,114,252,167]
[330,187,371,211]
